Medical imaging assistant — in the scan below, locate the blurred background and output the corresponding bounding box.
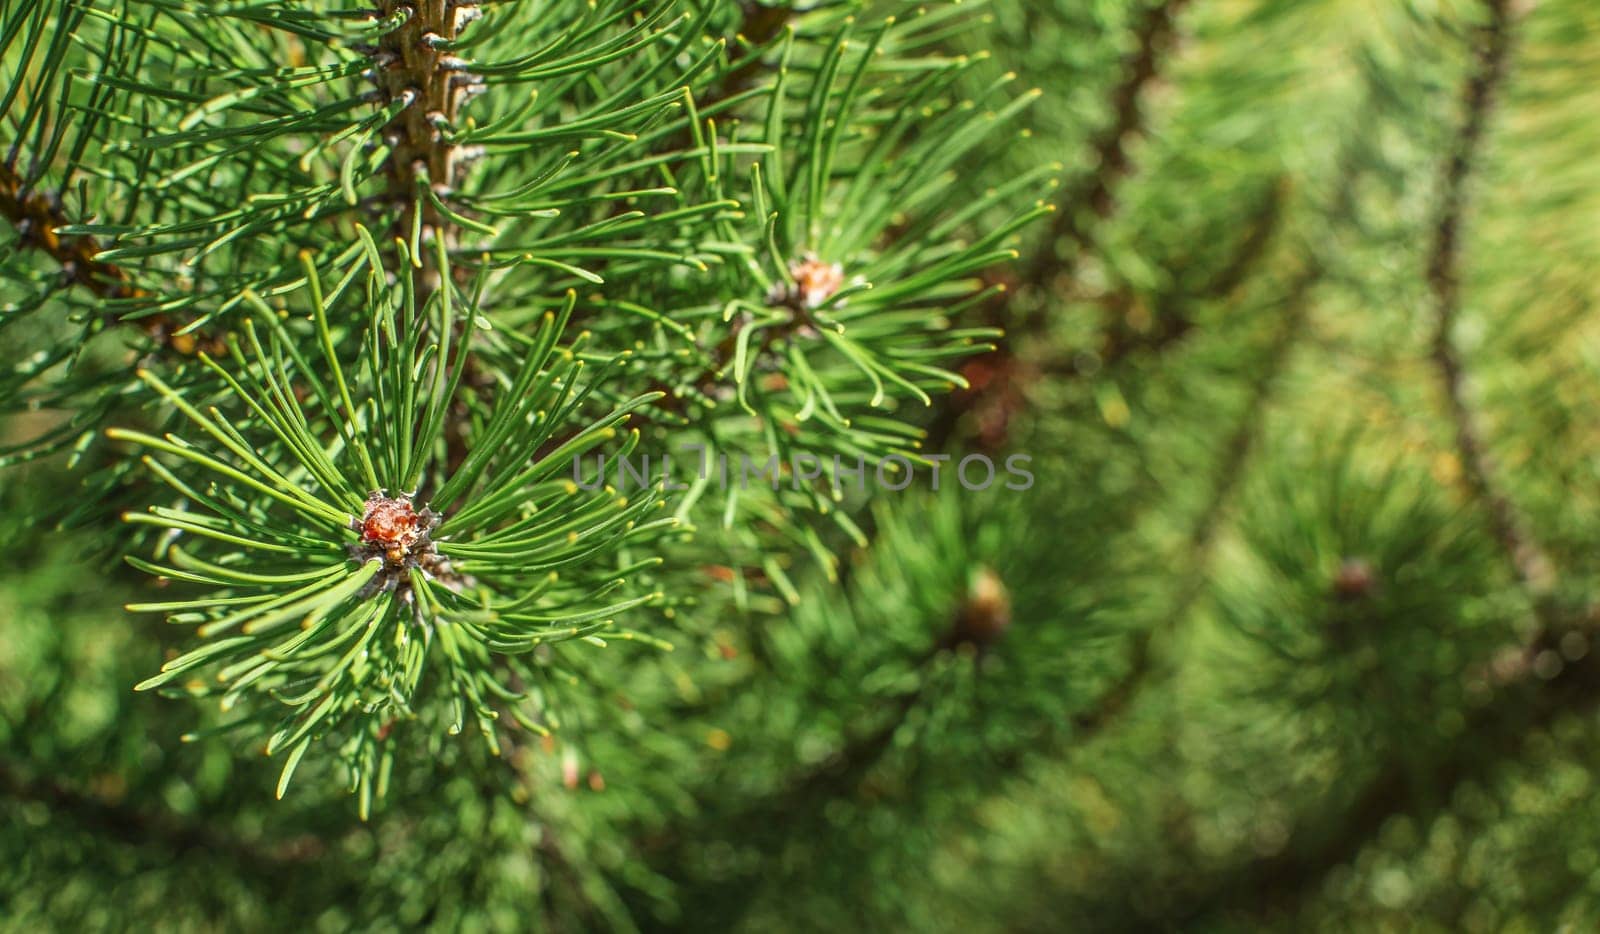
[6,0,1600,930]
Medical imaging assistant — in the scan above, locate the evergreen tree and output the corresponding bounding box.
[3,0,1599,930]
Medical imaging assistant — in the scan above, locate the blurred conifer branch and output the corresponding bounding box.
[1426,0,1555,600]
[1020,0,1192,297]
[0,760,325,867]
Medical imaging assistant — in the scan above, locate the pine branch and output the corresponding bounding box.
[929,175,1289,453]
[1166,6,1578,918]
[1161,622,1600,927]
[373,0,479,293]
[1067,262,1320,741]
[0,160,216,355]
[1096,177,1290,368]
[1020,0,1194,293]
[1027,116,1365,751]
[636,572,1009,927]
[369,0,488,494]
[942,128,1358,744]
[1426,0,1553,597]
[926,0,1200,452]
[0,759,325,868]
[773,571,1016,810]
[1102,12,1580,922]
[1059,107,1387,754]
[721,2,795,102]
[943,184,1334,747]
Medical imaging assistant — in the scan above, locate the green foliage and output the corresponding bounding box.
[4,0,1047,819]
[117,265,673,812]
[6,0,1600,931]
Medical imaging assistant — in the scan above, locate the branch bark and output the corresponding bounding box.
[0,160,218,355]
[926,0,1198,451]
[1425,0,1552,597]
[374,0,480,295]
[1020,0,1193,293]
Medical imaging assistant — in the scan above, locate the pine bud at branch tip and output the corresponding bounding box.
[951,566,1012,649]
[1333,557,1378,601]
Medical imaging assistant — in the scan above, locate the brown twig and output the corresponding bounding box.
[0,163,139,301]
[926,0,1199,452]
[1425,0,1552,596]
[1020,0,1194,294]
[0,160,219,355]
[373,1,480,292]
[722,3,796,102]
[368,2,485,478]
